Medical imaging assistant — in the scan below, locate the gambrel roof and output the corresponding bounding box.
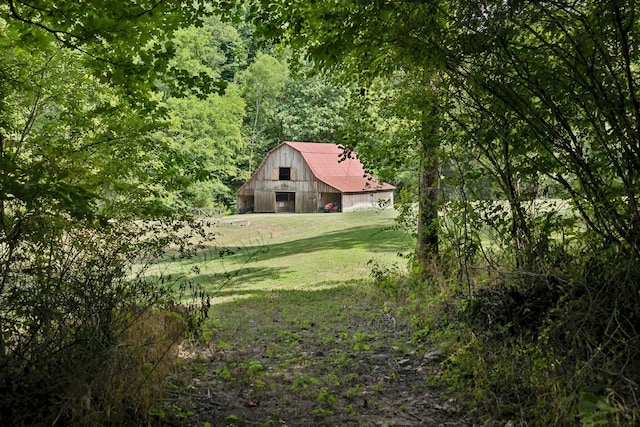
[282,141,395,193]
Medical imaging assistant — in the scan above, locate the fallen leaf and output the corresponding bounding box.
[244,399,260,408]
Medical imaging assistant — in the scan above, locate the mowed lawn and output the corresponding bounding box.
[156,209,412,301]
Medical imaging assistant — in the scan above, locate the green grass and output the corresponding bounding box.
[160,209,476,426]
[155,209,412,301]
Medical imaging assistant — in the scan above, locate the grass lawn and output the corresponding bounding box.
[157,202,580,426]
[162,209,474,426]
[156,209,413,302]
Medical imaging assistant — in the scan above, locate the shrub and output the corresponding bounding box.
[374,232,640,426]
[432,249,639,426]
[0,214,209,426]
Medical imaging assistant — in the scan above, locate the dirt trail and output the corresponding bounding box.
[165,285,476,426]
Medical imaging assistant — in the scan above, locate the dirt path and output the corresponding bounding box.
[165,285,476,426]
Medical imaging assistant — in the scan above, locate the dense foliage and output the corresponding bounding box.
[0,2,352,423]
[3,0,639,424]
[0,2,212,424]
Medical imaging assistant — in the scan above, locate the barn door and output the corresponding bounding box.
[275,192,295,213]
[255,190,275,212]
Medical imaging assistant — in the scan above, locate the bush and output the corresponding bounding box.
[433,249,639,426]
[374,236,640,425]
[0,213,209,426]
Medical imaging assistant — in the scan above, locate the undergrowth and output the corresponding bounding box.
[0,215,210,426]
[370,248,640,426]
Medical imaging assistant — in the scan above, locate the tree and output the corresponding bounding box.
[1,0,214,219]
[438,2,640,419]
[1,0,208,108]
[277,72,349,144]
[161,91,245,208]
[158,15,249,209]
[0,3,212,423]
[437,0,640,260]
[164,14,248,97]
[238,0,640,263]
[235,51,289,172]
[0,43,173,221]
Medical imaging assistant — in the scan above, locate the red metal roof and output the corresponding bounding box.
[283,141,395,193]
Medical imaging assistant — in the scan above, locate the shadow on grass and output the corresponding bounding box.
[250,224,408,261]
[207,279,368,306]
[166,224,409,267]
[158,221,408,298]
[179,266,291,290]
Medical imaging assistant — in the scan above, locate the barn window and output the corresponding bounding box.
[279,167,291,180]
[275,192,295,202]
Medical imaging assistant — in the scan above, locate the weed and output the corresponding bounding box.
[292,318,314,330]
[312,408,330,417]
[345,384,365,400]
[276,329,301,344]
[325,347,348,366]
[316,387,337,408]
[225,414,242,426]
[216,339,233,350]
[242,359,265,378]
[326,371,342,387]
[189,362,207,377]
[169,403,194,419]
[291,375,321,392]
[352,331,374,352]
[576,393,617,427]
[215,366,234,381]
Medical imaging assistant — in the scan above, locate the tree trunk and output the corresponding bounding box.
[416,98,440,276]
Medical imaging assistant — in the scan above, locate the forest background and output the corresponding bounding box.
[1,0,639,425]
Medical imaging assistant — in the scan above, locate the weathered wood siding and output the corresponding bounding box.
[236,143,395,213]
[297,190,319,213]
[254,190,274,212]
[342,190,394,212]
[237,144,330,213]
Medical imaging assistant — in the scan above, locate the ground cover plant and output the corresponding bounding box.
[169,285,473,426]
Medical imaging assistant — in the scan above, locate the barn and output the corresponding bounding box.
[236,141,395,213]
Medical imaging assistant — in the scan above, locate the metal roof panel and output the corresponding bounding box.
[283,142,395,193]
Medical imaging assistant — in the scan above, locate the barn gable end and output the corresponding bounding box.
[236,142,395,213]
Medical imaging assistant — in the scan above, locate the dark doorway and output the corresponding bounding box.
[275,192,295,213]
